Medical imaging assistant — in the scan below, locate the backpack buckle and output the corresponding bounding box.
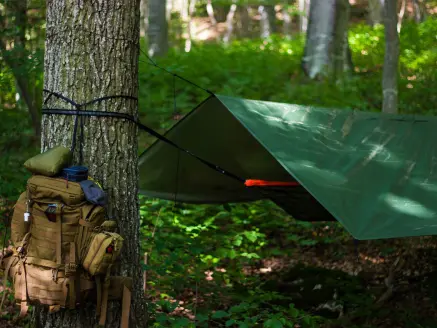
[65,263,78,276]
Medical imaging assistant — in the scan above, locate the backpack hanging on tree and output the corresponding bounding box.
[1,147,132,328]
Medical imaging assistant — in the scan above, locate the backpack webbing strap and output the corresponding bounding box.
[121,285,131,328]
[98,278,110,326]
[56,207,63,265]
[19,261,29,317]
[66,242,77,309]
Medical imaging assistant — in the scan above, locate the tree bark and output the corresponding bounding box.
[36,1,146,327]
[397,0,407,33]
[368,0,384,26]
[298,0,310,32]
[206,0,217,26]
[237,6,251,38]
[382,0,400,113]
[332,0,352,79]
[140,0,149,43]
[302,0,353,79]
[258,5,276,38]
[412,0,426,23]
[282,1,292,39]
[302,0,336,78]
[148,0,168,57]
[223,3,237,44]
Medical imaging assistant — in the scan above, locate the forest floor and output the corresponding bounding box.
[2,210,437,327]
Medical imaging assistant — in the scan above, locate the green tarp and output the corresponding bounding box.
[139,95,437,240]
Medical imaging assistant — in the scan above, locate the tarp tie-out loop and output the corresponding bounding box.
[41,90,246,184]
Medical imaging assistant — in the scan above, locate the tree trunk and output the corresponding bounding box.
[412,0,426,23]
[206,0,217,25]
[368,0,384,26]
[35,1,146,327]
[302,0,336,78]
[332,0,352,79]
[184,0,196,52]
[140,0,149,43]
[397,0,407,33]
[282,1,292,39]
[302,0,353,79]
[237,6,251,38]
[382,0,400,113]
[148,0,168,56]
[298,0,310,32]
[258,5,276,38]
[223,3,237,44]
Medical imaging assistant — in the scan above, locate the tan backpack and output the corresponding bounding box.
[1,175,132,328]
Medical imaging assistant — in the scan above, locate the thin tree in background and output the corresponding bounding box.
[223,2,238,44]
[282,1,292,38]
[368,0,384,26]
[412,0,426,23]
[302,0,352,79]
[35,1,146,327]
[258,5,276,38]
[140,0,149,44]
[382,0,400,113]
[237,5,251,38]
[397,0,407,33]
[148,0,169,56]
[298,0,310,32]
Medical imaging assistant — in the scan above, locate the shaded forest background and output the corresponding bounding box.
[1,0,437,327]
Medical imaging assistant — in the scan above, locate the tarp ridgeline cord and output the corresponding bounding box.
[41,90,245,184]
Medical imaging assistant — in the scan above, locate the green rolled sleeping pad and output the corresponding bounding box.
[24,146,72,176]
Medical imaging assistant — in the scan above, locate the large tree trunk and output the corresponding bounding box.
[258,5,276,38]
[302,0,352,79]
[35,1,146,327]
[368,0,384,26]
[148,0,168,56]
[382,0,400,113]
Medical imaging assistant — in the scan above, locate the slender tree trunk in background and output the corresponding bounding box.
[148,0,169,57]
[223,3,237,44]
[368,0,383,26]
[302,0,336,78]
[412,0,426,23]
[298,0,310,32]
[140,0,149,43]
[382,0,400,114]
[206,0,217,25]
[258,5,276,38]
[332,0,352,79]
[283,1,292,39]
[35,1,146,327]
[185,0,197,52]
[238,6,251,38]
[397,0,407,33]
[302,0,353,79]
